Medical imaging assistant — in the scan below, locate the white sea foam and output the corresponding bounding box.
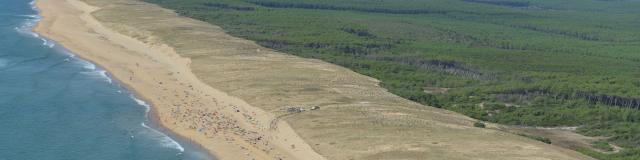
[19,0,111,85]
[11,14,40,19]
[40,38,55,48]
[98,70,112,83]
[130,95,151,113]
[141,123,185,152]
[13,3,54,49]
[25,14,39,19]
[13,15,56,49]
[23,0,187,155]
[14,21,38,36]
[79,60,96,70]
[29,1,38,11]
[130,94,184,153]
[81,70,113,83]
[14,14,39,36]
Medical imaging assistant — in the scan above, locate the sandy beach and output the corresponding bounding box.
[34,0,324,159]
[35,0,595,159]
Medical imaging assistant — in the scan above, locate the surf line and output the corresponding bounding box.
[131,94,186,153]
[27,0,185,153]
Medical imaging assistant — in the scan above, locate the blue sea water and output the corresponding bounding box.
[0,1,212,159]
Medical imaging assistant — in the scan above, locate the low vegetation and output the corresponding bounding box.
[143,0,640,159]
[473,122,486,128]
[517,133,552,144]
[593,140,614,152]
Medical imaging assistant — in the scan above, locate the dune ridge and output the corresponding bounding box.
[36,0,594,159]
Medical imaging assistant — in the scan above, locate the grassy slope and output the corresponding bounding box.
[143,0,640,159]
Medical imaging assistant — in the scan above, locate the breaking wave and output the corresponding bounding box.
[78,60,96,70]
[131,94,185,153]
[80,70,113,84]
[130,95,151,114]
[13,3,53,49]
[22,0,187,156]
[141,123,185,153]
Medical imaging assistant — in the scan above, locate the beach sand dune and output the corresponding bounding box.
[36,0,321,159]
[35,0,595,159]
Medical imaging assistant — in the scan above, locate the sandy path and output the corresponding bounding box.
[35,0,324,159]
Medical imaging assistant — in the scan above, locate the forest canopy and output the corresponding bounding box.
[143,0,640,159]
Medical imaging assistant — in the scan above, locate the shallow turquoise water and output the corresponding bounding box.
[0,1,212,159]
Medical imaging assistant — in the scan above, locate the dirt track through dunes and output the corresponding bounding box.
[62,0,593,159]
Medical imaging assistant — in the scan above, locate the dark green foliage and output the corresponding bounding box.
[592,140,614,152]
[143,0,640,158]
[245,0,447,14]
[462,0,530,8]
[578,122,640,148]
[202,2,255,11]
[473,122,486,128]
[578,148,640,160]
[517,133,551,144]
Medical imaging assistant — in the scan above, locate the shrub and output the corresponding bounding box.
[518,133,551,144]
[592,140,614,152]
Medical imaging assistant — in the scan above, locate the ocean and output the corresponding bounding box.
[0,0,212,159]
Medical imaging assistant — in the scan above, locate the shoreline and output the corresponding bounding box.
[29,1,214,158]
[33,0,597,159]
[34,0,324,159]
